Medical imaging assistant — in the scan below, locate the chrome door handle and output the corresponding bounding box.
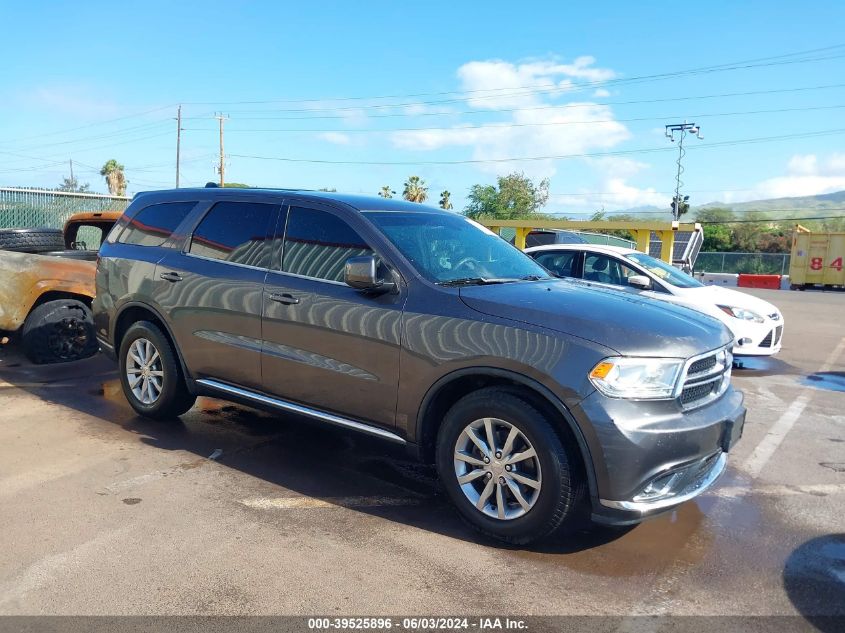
[269,292,300,305]
[159,271,183,282]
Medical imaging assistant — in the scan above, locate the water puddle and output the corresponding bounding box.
[802,372,845,393]
[732,356,803,377]
[783,534,845,620]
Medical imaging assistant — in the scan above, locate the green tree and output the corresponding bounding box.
[439,190,453,210]
[731,212,770,252]
[100,159,127,196]
[463,172,549,220]
[57,175,90,193]
[403,176,428,203]
[223,182,251,188]
[378,186,395,198]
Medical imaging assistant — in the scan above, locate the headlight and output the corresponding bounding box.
[717,305,764,323]
[589,357,684,399]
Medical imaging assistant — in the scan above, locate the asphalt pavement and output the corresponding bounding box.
[0,287,842,622]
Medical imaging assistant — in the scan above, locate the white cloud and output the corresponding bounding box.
[548,157,668,211]
[593,88,611,98]
[722,153,845,201]
[456,57,614,110]
[391,56,626,180]
[317,131,352,145]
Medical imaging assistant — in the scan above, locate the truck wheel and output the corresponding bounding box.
[436,387,586,545]
[0,228,65,253]
[21,300,99,364]
[118,321,196,419]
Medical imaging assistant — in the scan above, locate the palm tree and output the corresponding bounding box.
[378,186,395,198]
[439,190,453,210]
[100,159,127,196]
[403,176,428,203]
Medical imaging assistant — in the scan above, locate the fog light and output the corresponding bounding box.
[633,470,686,502]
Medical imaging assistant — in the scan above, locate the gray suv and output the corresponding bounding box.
[93,188,745,544]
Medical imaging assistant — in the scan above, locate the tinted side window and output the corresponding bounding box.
[118,201,196,247]
[534,251,577,278]
[189,201,276,268]
[282,207,372,282]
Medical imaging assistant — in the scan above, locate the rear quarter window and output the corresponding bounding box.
[116,201,197,247]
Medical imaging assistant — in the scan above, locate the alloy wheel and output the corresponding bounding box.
[126,338,164,405]
[453,417,542,520]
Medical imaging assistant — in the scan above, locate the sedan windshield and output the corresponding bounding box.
[363,211,551,284]
[625,252,703,288]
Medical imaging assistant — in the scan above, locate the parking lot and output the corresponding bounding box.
[0,287,842,620]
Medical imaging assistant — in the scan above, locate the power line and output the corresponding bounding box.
[229,127,845,166]
[5,82,844,157]
[0,105,176,145]
[178,43,845,108]
[199,83,845,121]
[180,104,845,134]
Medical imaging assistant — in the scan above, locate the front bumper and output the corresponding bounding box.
[571,386,746,525]
[730,319,784,357]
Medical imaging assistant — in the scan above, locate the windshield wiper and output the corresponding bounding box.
[519,274,546,281]
[438,277,520,286]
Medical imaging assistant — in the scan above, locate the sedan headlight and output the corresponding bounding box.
[589,357,684,399]
[717,305,764,323]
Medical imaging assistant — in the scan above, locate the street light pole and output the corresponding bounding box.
[665,122,703,220]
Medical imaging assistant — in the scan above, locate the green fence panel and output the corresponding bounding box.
[0,187,130,230]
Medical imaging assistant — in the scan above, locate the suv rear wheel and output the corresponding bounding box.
[119,321,196,419]
[436,387,585,544]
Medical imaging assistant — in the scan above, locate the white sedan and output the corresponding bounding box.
[525,244,784,356]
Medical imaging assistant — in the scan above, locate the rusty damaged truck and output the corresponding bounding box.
[0,211,122,364]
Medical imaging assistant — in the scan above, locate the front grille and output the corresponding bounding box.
[760,330,773,347]
[688,355,716,376]
[680,381,718,405]
[774,325,783,346]
[679,347,731,409]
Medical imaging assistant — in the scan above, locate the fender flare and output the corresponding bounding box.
[113,300,195,391]
[416,366,598,500]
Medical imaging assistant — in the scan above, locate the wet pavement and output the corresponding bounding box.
[0,287,843,620]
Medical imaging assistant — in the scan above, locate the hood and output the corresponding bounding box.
[459,279,732,358]
[674,285,781,317]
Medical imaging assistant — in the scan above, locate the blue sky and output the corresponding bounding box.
[1,0,845,215]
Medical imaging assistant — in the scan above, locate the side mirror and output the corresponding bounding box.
[344,255,396,294]
[628,275,652,290]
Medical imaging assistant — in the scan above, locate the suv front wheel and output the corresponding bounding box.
[436,387,585,544]
[118,321,196,419]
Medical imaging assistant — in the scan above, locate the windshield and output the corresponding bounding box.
[363,211,551,284]
[625,252,703,288]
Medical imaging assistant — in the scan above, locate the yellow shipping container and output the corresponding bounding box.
[789,225,845,288]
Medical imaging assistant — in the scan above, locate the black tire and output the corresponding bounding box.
[0,228,65,253]
[21,300,99,364]
[436,387,586,545]
[118,321,196,419]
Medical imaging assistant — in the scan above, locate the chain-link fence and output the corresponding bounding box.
[695,252,791,275]
[0,187,130,229]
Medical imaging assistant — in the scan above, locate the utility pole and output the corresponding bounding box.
[665,121,703,220]
[69,159,74,185]
[175,105,182,188]
[215,113,228,187]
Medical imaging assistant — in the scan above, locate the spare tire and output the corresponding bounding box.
[0,228,65,253]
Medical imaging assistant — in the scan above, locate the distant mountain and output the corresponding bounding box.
[610,190,845,219]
